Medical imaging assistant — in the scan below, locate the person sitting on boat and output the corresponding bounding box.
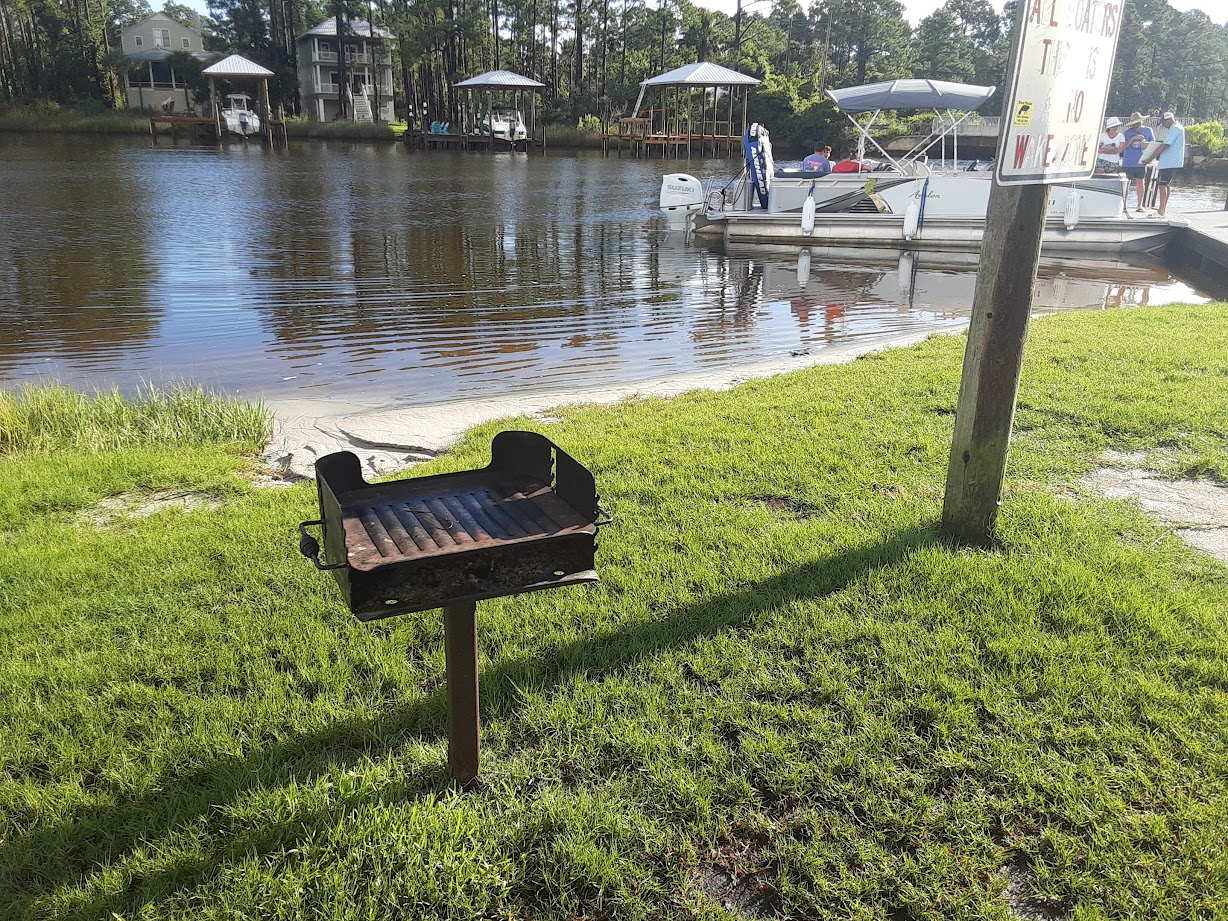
[831,147,869,173]
[1121,112,1155,211]
[802,143,832,175]
[1096,117,1125,173]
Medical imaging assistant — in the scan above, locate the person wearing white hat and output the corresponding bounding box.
[1097,117,1125,174]
[1142,112,1185,216]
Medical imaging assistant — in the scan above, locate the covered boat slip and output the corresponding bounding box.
[618,62,760,158]
[406,70,543,152]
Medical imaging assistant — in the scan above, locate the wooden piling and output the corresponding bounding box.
[941,184,1049,545]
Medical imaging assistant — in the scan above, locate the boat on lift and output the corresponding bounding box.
[659,79,1182,256]
[477,105,528,142]
[221,93,261,138]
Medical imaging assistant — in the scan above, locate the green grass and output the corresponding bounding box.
[1,305,1226,920]
[0,382,270,453]
[0,103,153,135]
[284,118,402,141]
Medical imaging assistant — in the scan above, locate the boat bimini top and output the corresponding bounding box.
[826,78,996,173]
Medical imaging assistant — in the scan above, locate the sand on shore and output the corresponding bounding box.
[262,325,964,479]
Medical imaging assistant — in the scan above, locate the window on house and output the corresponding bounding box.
[154,29,170,48]
[182,37,190,48]
[135,35,143,47]
[319,40,334,53]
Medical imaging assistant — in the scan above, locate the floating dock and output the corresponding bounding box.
[1167,208,1228,298]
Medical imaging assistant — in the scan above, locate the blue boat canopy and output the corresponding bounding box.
[827,79,996,113]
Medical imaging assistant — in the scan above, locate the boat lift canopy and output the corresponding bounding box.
[631,62,760,125]
[827,79,997,172]
[453,70,544,141]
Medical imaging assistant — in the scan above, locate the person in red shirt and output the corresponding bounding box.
[830,146,867,173]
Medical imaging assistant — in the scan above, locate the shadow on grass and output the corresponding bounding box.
[1,523,940,919]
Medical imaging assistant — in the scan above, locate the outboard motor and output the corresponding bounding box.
[660,173,704,228]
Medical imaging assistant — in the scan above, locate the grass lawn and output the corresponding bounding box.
[1,305,1226,920]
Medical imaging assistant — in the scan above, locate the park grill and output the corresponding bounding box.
[298,430,608,782]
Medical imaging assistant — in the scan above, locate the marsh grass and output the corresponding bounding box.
[1,305,1226,920]
[0,382,270,454]
[0,103,152,135]
[284,119,402,141]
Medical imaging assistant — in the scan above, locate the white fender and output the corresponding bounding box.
[801,182,816,235]
[902,201,921,241]
[796,247,812,286]
[1063,186,1081,230]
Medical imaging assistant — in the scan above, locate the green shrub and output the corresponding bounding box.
[1187,120,1227,155]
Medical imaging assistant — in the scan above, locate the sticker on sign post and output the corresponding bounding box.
[995,0,1126,185]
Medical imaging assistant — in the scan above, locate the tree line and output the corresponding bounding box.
[1,0,1225,139]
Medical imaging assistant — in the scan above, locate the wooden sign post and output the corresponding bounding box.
[942,0,1125,545]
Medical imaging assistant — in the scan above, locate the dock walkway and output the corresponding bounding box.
[1169,209,1228,297]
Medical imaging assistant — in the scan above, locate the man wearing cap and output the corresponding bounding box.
[1097,117,1125,173]
[1121,112,1155,211]
[1141,112,1185,217]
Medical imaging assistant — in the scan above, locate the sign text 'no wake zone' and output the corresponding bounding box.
[996,0,1125,184]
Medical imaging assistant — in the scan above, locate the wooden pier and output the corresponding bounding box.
[404,131,533,152]
[1167,208,1228,298]
[149,114,289,148]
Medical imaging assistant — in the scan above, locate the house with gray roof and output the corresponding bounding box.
[120,13,216,112]
[297,19,396,122]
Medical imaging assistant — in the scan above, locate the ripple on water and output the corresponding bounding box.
[0,135,1215,404]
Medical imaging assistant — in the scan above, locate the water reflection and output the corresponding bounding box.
[0,138,160,370]
[0,135,1213,406]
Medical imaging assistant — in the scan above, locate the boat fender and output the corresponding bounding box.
[796,247,812,286]
[801,181,816,235]
[903,202,921,241]
[1063,186,1081,230]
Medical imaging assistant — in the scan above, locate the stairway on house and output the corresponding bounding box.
[352,90,373,123]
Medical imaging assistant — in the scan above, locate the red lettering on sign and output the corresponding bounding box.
[1013,135,1031,168]
[1029,0,1042,23]
[1048,0,1058,26]
[1102,2,1118,36]
[1043,134,1055,167]
[1079,138,1089,166]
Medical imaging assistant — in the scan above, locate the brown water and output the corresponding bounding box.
[0,134,1214,407]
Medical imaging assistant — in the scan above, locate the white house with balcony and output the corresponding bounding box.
[296,19,396,122]
[120,13,216,112]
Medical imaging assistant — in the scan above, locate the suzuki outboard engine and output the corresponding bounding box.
[659,174,704,228]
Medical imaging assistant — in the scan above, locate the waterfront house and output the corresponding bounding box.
[296,19,396,123]
[120,13,216,113]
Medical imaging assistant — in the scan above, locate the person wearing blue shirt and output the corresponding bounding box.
[1120,112,1154,212]
[802,142,832,175]
[1141,112,1185,217]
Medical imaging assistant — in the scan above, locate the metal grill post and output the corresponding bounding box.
[443,601,480,784]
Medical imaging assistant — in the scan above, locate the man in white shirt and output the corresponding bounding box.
[1141,112,1186,218]
[1097,117,1125,173]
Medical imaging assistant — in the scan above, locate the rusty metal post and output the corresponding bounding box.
[443,600,480,783]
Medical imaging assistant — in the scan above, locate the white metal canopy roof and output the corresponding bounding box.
[299,19,394,40]
[640,62,761,88]
[454,70,546,89]
[827,79,995,112]
[202,54,274,78]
